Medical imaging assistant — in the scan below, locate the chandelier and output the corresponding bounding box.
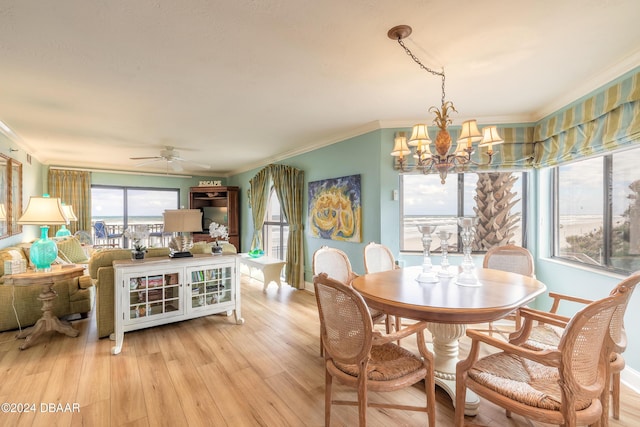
[388,25,504,184]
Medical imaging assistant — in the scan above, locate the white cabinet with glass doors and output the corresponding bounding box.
[112,254,243,354]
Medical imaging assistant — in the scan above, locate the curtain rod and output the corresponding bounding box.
[49,166,193,179]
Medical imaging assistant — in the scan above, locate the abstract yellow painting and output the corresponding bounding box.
[308,174,361,242]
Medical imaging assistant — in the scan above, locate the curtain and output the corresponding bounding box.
[249,168,270,251]
[48,169,91,234]
[270,164,304,288]
[533,69,640,167]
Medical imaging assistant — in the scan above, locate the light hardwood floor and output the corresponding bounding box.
[0,275,638,426]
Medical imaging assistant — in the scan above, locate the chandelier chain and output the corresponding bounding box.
[396,38,446,106]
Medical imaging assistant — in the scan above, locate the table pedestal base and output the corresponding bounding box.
[427,322,480,416]
[16,283,79,350]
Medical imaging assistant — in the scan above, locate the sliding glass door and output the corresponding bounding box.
[91,185,179,247]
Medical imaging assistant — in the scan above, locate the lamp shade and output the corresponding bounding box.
[163,209,203,233]
[390,133,411,157]
[56,204,78,237]
[409,124,432,147]
[479,126,504,147]
[18,196,68,225]
[457,120,483,146]
[0,203,6,221]
[62,204,78,222]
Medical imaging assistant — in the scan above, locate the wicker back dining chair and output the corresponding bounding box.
[455,277,635,427]
[363,242,397,274]
[363,242,404,334]
[509,271,640,421]
[313,245,357,284]
[481,244,535,336]
[314,273,435,427]
[312,246,388,356]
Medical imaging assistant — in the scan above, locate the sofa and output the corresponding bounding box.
[0,238,95,332]
[89,242,235,338]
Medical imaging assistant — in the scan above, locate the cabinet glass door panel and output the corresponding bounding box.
[188,265,234,310]
[126,271,182,321]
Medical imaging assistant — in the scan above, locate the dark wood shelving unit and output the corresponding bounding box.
[189,186,240,251]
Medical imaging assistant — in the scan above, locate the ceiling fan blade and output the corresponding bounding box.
[172,156,210,169]
[169,160,183,172]
[135,159,162,167]
[130,156,162,160]
[189,161,211,169]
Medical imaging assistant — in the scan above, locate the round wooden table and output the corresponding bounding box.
[352,265,546,415]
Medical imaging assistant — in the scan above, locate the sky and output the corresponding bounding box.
[91,188,179,218]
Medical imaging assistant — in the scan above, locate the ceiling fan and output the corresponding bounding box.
[129,146,210,172]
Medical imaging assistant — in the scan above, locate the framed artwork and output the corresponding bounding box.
[308,174,361,242]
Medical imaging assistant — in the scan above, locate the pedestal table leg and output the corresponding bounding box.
[426,322,480,416]
[16,282,79,350]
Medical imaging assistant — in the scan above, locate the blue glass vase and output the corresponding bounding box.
[55,225,72,237]
[30,226,58,271]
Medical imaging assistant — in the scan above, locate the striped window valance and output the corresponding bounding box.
[533,69,640,167]
[397,125,536,173]
[472,125,536,172]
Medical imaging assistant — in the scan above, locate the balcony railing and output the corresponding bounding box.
[91,222,171,248]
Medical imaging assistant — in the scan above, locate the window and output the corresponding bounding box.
[91,186,179,246]
[554,147,640,273]
[400,172,525,253]
[262,187,289,260]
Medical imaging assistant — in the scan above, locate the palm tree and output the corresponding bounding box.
[473,172,520,251]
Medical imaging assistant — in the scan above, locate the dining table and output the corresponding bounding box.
[351,265,547,416]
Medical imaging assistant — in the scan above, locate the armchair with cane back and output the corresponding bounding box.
[455,274,637,427]
[509,271,640,422]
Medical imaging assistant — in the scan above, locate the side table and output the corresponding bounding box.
[4,265,86,350]
[239,254,286,291]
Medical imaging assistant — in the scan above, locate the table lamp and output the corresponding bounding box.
[18,195,68,271]
[56,204,78,237]
[0,203,6,220]
[163,209,202,258]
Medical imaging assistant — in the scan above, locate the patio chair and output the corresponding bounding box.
[93,220,122,247]
[314,273,436,427]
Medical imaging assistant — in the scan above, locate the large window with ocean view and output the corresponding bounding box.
[400,172,525,253]
[554,147,640,273]
[91,186,179,247]
[262,187,288,260]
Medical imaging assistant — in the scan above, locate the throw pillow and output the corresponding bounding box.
[57,237,90,264]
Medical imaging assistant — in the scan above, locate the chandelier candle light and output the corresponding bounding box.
[416,224,439,283]
[388,25,504,184]
[456,217,481,286]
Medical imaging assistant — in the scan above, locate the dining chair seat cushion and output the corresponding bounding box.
[468,353,593,411]
[334,343,425,381]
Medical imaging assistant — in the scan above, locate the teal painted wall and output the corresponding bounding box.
[229,130,386,280]
[0,135,44,245]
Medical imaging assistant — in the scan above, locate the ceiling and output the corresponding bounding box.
[1,1,639,176]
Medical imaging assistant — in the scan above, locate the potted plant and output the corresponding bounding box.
[124,225,150,259]
[209,222,228,254]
